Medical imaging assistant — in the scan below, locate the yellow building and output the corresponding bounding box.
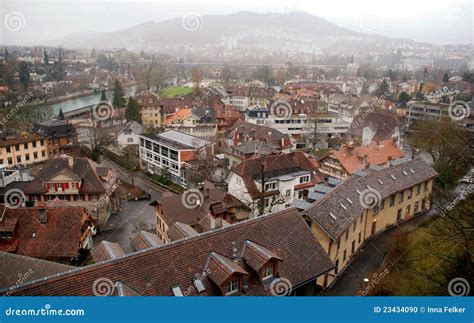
[135,90,162,127]
[0,132,49,167]
[304,158,437,288]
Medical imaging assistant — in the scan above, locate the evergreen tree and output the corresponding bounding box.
[18,61,30,90]
[125,96,141,122]
[443,73,449,83]
[100,89,107,101]
[112,79,126,108]
[58,107,65,120]
[402,75,407,82]
[43,49,49,64]
[423,67,429,80]
[4,48,9,60]
[377,79,390,97]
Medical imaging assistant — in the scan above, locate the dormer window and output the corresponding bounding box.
[299,175,310,184]
[226,279,240,295]
[264,182,277,191]
[262,264,274,279]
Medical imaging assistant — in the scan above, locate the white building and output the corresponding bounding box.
[139,130,215,187]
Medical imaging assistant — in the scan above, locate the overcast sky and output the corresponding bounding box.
[0,0,472,45]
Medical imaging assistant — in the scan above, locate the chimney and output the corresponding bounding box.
[39,208,48,224]
[68,156,74,168]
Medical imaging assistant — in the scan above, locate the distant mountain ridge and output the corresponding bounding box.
[48,11,420,51]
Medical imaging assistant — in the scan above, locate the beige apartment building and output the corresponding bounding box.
[304,158,437,288]
[0,132,48,167]
[135,90,162,128]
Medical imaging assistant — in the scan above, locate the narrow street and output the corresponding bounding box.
[92,157,172,252]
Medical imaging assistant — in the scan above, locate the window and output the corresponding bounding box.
[399,191,404,203]
[414,201,419,213]
[343,250,347,262]
[390,194,395,207]
[7,158,12,165]
[40,140,45,146]
[397,208,402,221]
[33,152,38,159]
[353,221,356,232]
[423,181,428,192]
[262,264,274,279]
[33,141,37,148]
[90,194,98,201]
[337,238,341,251]
[25,154,30,161]
[299,175,310,184]
[407,188,412,199]
[264,182,277,191]
[380,199,385,210]
[41,151,46,157]
[23,143,28,149]
[16,156,21,163]
[358,232,362,243]
[416,184,421,195]
[285,189,291,197]
[6,146,10,153]
[127,137,133,143]
[226,279,240,295]
[345,230,349,241]
[15,144,20,151]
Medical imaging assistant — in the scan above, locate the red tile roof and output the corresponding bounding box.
[5,208,334,296]
[0,206,93,260]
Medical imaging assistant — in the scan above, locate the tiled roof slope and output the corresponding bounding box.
[5,208,334,296]
[0,252,73,290]
[24,156,112,195]
[306,158,437,241]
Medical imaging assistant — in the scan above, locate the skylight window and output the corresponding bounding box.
[390,174,397,180]
[409,168,415,173]
[402,170,408,176]
[355,189,362,194]
[329,212,337,220]
[346,197,353,204]
[171,285,184,296]
[377,179,384,185]
[193,278,206,293]
[340,203,347,210]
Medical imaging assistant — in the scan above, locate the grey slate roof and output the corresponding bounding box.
[306,158,437,241]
